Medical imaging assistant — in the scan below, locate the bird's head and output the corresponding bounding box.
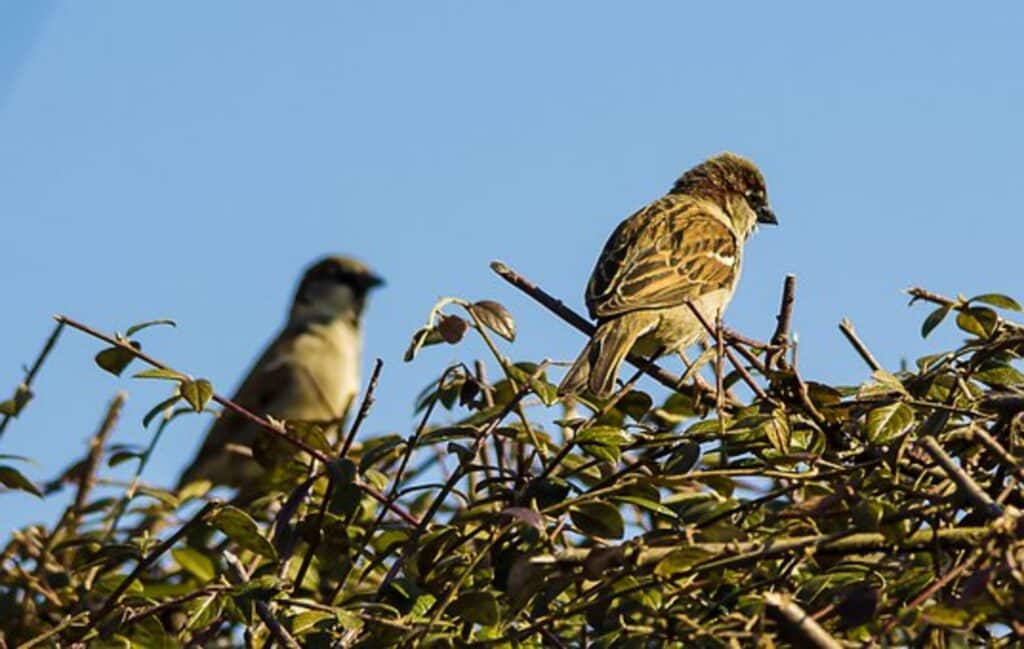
[671,152,778,236]
[290,255,384,325]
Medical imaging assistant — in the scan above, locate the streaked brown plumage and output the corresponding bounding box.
[177,255,383,490]
[558,153,778,398]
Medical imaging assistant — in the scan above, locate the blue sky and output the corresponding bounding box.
[2,2,1023,530]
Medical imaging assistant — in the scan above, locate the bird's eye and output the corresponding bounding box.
[745,190,764,207]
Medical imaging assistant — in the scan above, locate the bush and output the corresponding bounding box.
[1,263,1022,647]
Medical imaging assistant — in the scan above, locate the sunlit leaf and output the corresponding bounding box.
[172,547,216,583]
[470,300,516,342]
[969,293,1022,311]
[956,307,998,338]
[179,379,214,412]
[125,319,177,336]
[866,402,914,444]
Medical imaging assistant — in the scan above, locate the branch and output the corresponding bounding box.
[767,274,796,370]
[763,592,842,649]
[918,436,1003,520]
[72,393,126,526]
[684,301,769,401]
[838,317,882,372]
[536,526,989,567]
[255,600,302,649]
[0,320,65,439]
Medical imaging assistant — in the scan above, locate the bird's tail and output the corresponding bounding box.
[558,319,647,398]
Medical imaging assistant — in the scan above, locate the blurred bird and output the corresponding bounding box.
[177,255,383,489]
[558,152,778,398]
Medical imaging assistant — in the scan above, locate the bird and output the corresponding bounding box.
[177,255,383,490]
[558,152,778,398]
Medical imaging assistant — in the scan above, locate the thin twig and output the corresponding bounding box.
[767,274,796,370]
[684,301,769,400]
[72,393,126,526]
[338,358,384,458]
[255,600,302,649]
[121,585,228,627]
[838,317,882,372]
[763,592,842,649]
[0,320,65,439]
[918,436,1003,520]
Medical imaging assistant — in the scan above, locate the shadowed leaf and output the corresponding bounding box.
[0,465,41,497]
[570,501,624,539]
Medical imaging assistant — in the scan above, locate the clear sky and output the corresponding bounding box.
[2,2,1022,530]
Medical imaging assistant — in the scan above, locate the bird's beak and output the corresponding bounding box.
[756,205,778,225]
[362,272,385,290]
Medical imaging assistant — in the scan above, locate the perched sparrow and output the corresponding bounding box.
[177,255,383,489]
[558,153,778,398]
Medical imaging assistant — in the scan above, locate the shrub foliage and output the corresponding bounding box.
[1,265,1023,647]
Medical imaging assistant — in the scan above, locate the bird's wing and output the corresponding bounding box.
[585,195,738,319]
[177,339,302,486]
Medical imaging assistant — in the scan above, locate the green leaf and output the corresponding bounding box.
[212,506,277,560]
[142,395,183,428]
[653,546,713,577]
[866,402,914,444]
[0,384,33,417]
[969,293,1022,312]
[95,345,137,376]
[920,305,951,338]
[172,547,216,582]
[664,442,701,475]
[409,593,437,619]
[956,307,998,338]
[576,425,631,447]
[134,368,186,381]
[180,379,214,412]
[470,300,516,342]
[0,465,41,497]
[108,449,143,467]
[570,501,624,539]
[759,408,791,453]
[617,390,653,421]
[326,458,357,485]
[403,326,445,362]
[973,365,1024,388]
[125,319,177,336]
[291,610,335,635]
[613,495,678,519]
[921,603,971,628]
[451,590,500,626]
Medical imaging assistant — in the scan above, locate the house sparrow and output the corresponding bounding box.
[558,153,777,398]
[177,255,383,489]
